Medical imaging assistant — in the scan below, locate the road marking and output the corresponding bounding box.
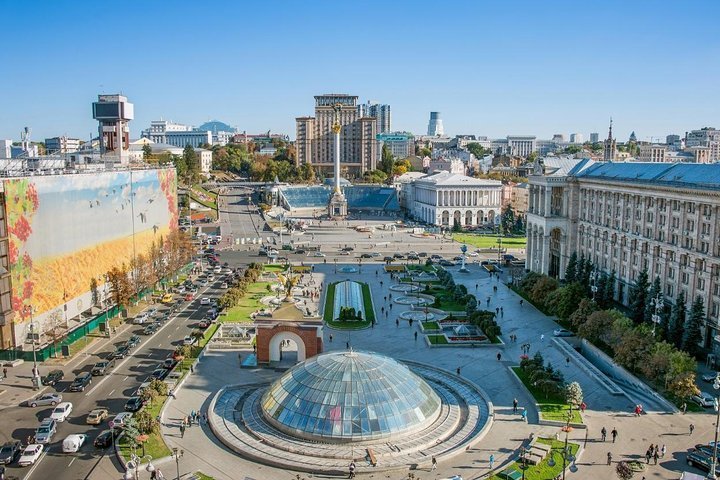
[123,376,129,381]
[68,457,76,467]
[108,389,115,396]
[22,449,46,479]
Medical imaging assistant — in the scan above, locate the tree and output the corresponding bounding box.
[613,324,655,373]
[569,298,598,329]
[682,296,705,358]
[529,276,559,307]
[668,291,687,348]
[500,205,515,234]
[380,143,394,175]
[89,277,99,307]
[134,410,160,435]
[667,371,700,401]
[466,143,490,158]
[602,270,616,307]
[564,252,578,283]
[578,310,614,344]
[140,386,158,405]
[107,264,132,310]
[142,144,153,160]
[644,277,662,324]
[565,382,584,408]
[547,282,585,321]
[149,378,168,397]
[628,268,649,325]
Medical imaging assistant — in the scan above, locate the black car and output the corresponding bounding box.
[407,254,419,260]
[94,428,121,449]
[162,358,176,369]
[0,440,21,465]
[124,396,144,412]
[142,323,160,335]
[687,449,715,473]
[383,256,394,262]
[41,369,64,386]
[418,252,428,257]
[111,345,130,360]
[69,372,93,392]
[150,368,168,380]
[91,361,113,376]
[360,253,373,259]
[293,249,306,255]
[341,247,354,252]
[393,253,405,259]
[125,335,141,349]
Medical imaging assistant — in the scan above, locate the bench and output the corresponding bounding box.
[366,448,377,467]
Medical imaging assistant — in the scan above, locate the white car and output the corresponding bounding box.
[213,266,222,273]
[109,412,133,429]
[50,402,73,422]
[467,252,479,257]
[183,336,194,346]
[199,279,209,287]
[18,444,43,467]
[268,250,279,256]
[200,298,210,306]
[133,312,150,325]
[311,252,326,257]
[61,434,87,453]
[692,391,716,408]
[220,282,228,289]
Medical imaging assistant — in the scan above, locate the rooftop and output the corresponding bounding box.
[415,171,501,187]
[577,162,720,189]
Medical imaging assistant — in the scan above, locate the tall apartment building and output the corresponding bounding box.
[427,112,444,136]
[358,102,391,134]
[295,94,378,176]
[141,120,212,148]
[590,133,600,143]
[569,133,584,144]
[638,144,667,163]
[686,127,720,163]
[527,159,720,349]
[377,132,414,159]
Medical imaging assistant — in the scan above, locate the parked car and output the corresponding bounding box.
[692,391,716,408]
[17,444,43,467]
[91,361,113,376]
[50,402,73,422]
[198,319,210,329]
[126,335,141,349]
[311,252,326,257]
[133,312,150,325]
[111,344,130,360]
[184,292,194,301]
[553,328,575,337]
[61,434,87,453]
[28,393,62,407]
[183,336,194,346]
[407,254,419,260]
[175,285,186,294]
[34,419,57,444]
[439,260,456,266]
[151,368,168,380]
[0,440,22,465]
[161,294,174,304]
[94,428,121,449]
[124,396,144,412]
[69,372,93,392]
[143,323,160,335]
[162,358,177,369]
[418,252,428,257]
[702,372,719,383]
[200,297,211,306]
[86,408,109,425]
[220,282,228,289]
[108,412,133,429]
[134,380,152,397]
[41,369,64,386]
[383,256,394,262]
[294,249,306,255]
[687,449,715,473]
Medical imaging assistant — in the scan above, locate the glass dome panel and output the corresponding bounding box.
[260,350,442,443]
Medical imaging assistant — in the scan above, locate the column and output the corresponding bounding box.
[526,229,534,270]
[541,235,550,274]
[544,186,551,216]
[559,234,567,279]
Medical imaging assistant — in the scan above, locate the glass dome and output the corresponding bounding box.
[260,350,442,443]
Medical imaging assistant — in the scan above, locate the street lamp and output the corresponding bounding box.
[650,294,664,337]
[519,447,529,480]
[708,374,720,479]
[172,447,184,480]
[23,305,40,390]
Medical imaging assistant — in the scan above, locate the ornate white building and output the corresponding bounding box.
[408,171,502,227]
[527,159,720,347]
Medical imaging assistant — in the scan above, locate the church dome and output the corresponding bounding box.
[260,350,442,443]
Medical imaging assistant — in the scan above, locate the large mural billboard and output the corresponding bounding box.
[4,168,177,333]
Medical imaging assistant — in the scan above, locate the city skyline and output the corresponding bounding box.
[2,0,719,142]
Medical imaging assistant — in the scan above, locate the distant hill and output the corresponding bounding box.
[197,120,236,133]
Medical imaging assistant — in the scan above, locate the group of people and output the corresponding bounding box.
[644,443,666,464]
[600,427,619,443]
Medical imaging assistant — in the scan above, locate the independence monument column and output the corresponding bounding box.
[328,102,348,218]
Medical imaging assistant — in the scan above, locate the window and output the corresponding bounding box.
[682,272,690,285]
[698,278,705,290]
[668,267,675,279]
[666,284,674,296]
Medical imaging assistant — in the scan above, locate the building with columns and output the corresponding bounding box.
[407,171,502,227]
[527,159,720,348]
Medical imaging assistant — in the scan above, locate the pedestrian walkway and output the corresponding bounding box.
[153,263,709,480]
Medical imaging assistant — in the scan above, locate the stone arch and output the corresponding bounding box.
[549,228,562,278]
[441,210,450,225]
[477,210,484,225]
[487,210,496,223]
[268,330,307,363]
[465,211,473,225]
[453,210,462,225]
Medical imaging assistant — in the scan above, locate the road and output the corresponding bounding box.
[0,281,226,480]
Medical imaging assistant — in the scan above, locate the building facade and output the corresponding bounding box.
[507,136,537,157]
[590,133,599,143]
[141,120,212,148]
[408,171,502,227]
[45,136,81,153]
[377,132,414,159]
[427,112,444,136]
[358,102,391,134]
[638,144,667,163]
[686,127,720,163]
[295,94,378,177]
[527,160,720,348]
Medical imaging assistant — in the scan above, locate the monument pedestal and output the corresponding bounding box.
[328,191,347,218]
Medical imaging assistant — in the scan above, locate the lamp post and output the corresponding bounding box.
[650,294,664,337]
[124,453,154,480]
[590,269,599,301]
[519,447,528,480]
[548,405,577,480]
[172,447,184,480]
[23,305,40,390]
[708,374,720,479]
[334,258,337,274]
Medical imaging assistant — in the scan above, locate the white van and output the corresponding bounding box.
[62,434,87,453]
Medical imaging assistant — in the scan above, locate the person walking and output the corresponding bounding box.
[566,356,570,367]
[431,456,437,471]
[681,402,687,414]
[611,427,618,443]
[540,334,545,342]
[396,319,399,328]
[660,444,666,458]
[414,331,418,342]
[521,409,527,422]
[607,452,613,465]
[689,423,695,435]
[456,367,461,375]
[496,352,502,361]
[513,398,518,413]
[489,453,495,470]
[580,401,586,413]
[180,423,186,438]
[601,427,607,442]
[653,448,659,464]
[486,297,491,307]
[329,334,333,343]
[2,367,7,379]
[520,299,524,307]
[500,307,504,317]
[645,448,651,464]
[348,461,356,479]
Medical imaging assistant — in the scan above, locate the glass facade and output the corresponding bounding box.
[261,351,442,443]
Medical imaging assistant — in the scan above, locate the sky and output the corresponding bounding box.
[2,0,719,143]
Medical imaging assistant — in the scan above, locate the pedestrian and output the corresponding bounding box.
[414,331,418,342]
[456,367,461,375]
[645,449,651,464]
[513,398,518,413]
[681,402,687,414]
[389,303,393,311]
[520,299,524,307]
[475,284,478,291]
[346,341,350,349]
[381,306,385,314]
[611,428,618,443]
[409,319,414,327]
[653,449,659,464]
[690,423,695,435]
[431,456,437,471]
[156,469,165,480]
[540,334,545,341]
[566,356,570,367]
[521,409,527,422]
[489,453,495,469]
[500,307,504,317]
[169,389,176,399]
[151,470,157,480]
[496,352,502,361]
[493,285,498,293]
[180,423,185,438]
[190,363,194,373]
[187,415,193,427]
[601,427,607,442]
[496,307,500,315]
[486,297,491,307]
[348,461,356,479]
[2,367,6,378]
[607,452,612,465]
[329,334,333,343]
[580,401,586,413]
[660,444,666,458]
[396,319,399,328]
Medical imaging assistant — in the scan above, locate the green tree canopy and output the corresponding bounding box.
[629,267,649,325]
[668,291,687,348]
[682,296,705,358]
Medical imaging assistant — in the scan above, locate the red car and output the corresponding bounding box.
[184,293,194,301]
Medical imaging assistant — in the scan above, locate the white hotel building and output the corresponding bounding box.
[408,171,502,227]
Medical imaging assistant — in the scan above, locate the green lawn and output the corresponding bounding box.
[489,438,580,480]
[427,335,448,344]
[429,287,469,311]
[323,282,373,329]
[422,321,440,330]
[193,473,215,480]
[118,394,172,462]
[223,282,272,322]
[263,264,287,273]
[192,185,218,210]
[406,264,436,273]
[453,233,527,249]
[512,367,583,424]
